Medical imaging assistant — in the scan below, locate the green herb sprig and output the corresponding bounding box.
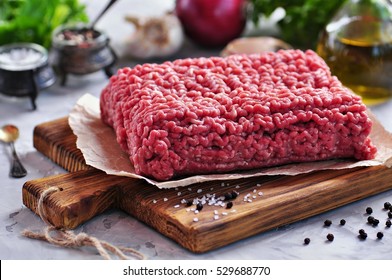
[0,0,88,48]
[250,0,346,49]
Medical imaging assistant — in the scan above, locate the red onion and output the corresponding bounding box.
[175,0,247,48]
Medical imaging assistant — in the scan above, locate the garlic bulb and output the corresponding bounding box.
[221,37,292,57]
[124,13,184,59]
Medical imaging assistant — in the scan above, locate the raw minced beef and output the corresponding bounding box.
[100,49,377,181]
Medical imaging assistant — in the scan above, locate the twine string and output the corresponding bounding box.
[21,186,145,260]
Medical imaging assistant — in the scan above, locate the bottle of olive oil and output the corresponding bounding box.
[317,0,392,106]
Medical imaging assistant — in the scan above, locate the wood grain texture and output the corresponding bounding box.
[23,117,392,253]
[33,117,91,172]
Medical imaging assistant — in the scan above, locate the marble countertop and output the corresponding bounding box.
[1,0,392,260]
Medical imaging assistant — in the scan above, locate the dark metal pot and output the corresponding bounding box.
[0,43,56,110]
[50,24,116,85]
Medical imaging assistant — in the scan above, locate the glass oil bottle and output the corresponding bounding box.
[317,0,392,105]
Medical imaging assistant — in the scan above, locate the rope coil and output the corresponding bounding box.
[22,186,145,260]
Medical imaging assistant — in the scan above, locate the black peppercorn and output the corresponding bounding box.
[226,201,233,209]
[304,238,310,245]
[359,232,368,240]
[386,220,391,228]
[388,211,392,219]
[327,233,334,241]
[185,200,193,207]
[377,232,384,239]
[367,216,375,224]
[358,229,368,240]
[366,207,373,214]
[372,219,380,226]
[196,203,203,211]
[340,219,346,226]
[384,202,391,210]
[224,192,233,201]
[324,219,332,227]
[230,191,238,199]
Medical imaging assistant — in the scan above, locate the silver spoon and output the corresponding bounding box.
[0,124,27,178]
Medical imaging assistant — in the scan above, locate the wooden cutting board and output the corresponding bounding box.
[23,117,392,253]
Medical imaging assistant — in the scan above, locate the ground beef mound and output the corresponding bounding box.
[100,49,377,181]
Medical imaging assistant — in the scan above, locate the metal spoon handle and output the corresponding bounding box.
[89,0,118,29]
[9,142,27,178]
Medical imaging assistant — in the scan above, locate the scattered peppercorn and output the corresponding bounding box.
[340,219,346,226]
[384,202,391,210]
[186,200,193,207]
[230,191,238,199]
[304,238,310,245]
[386,220,391,228]
[372,219,380,226]
[324,219,332,227]
[366,207,373,214]
[377,232,384,239]
[367,216,375,224]
[226,201,233,209]
[359,232,368,240]
[327,233,334,241]
[358,229,368,240]
[224,193,233,201]
[388,211,392,219]
[196,203,203,211]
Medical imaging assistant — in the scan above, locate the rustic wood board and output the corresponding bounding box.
[23,117,392,253]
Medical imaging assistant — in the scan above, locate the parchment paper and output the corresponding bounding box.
[69,93,392,188]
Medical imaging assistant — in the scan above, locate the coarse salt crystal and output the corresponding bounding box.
[253,189,257,193]
[258,192,264,196]
[194,210,199,214]
[193,218,199,222]
[214,215,219,220]
[174,204,180,208]
[235,185,240,189]
[256,184,261,187]
[152,199,157,204]
[197,189,203,193]
[214,210,219,215]
[177,192,182,196]
[163,198,168,202]
[188,188,192,191]
[222,212,228,216]
[253,195,257,199]
[247,199,253,203]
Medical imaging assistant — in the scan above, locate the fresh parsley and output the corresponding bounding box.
[0,0,88,48]
[250,0,346,49]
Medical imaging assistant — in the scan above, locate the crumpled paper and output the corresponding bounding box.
[69,93,392,188]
